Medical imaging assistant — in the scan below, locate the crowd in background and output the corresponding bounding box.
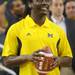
[0,0,75,75]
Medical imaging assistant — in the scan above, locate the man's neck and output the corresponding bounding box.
[31,10,46,26]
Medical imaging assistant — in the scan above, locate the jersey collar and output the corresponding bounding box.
[25,15,51,28]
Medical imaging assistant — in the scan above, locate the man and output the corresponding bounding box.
[2,0,72,75]
[64,0,75,74]
[49,0,66,33]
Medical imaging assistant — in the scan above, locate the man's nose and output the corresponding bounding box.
[58,5,61,9]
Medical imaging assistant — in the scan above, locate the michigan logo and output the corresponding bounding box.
[48,33,53,38]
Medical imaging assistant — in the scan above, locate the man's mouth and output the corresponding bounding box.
[41,7,47,11]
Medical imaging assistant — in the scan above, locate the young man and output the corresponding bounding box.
[2,0,72,75]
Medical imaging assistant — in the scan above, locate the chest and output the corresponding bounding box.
[19,27,59,45]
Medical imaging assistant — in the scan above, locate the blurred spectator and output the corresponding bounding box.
[64,0,75,73]
[6,0,26,32]
[65,0,75,56]
[65,0,75,20]
[0,0,7,55]
[49,0,66,33]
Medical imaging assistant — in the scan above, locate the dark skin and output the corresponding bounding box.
[3,0,72,71]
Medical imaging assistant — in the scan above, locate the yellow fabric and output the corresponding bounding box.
[2,15,72,75]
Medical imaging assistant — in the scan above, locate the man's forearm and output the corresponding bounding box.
[3,55,32,66]
[57,56,72,67]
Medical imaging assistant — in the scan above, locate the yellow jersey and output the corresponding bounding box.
[2,15,72,75]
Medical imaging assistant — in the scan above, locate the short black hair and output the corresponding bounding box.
[0,0,5,5]
[64,0,75,5]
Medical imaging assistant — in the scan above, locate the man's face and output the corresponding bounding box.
[65,1,75,19]
[50,0,64,16]
[12,0,25,15]
[31,0,51,16]
[0,4,6,26]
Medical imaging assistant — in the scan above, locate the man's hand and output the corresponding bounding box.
[48,57,60,70]
[49,56,72,70]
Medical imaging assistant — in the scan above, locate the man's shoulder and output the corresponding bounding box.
[47,17,65,36]
[47,17,63,30]
[9,15,30,30]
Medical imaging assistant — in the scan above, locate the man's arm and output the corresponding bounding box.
[56,56,72,67]
[57,28,72,66]
[47,56,72,71]
[3,55,32,66]
[49,28,73,70]
[3,50,45,66]
[2,24,31,66]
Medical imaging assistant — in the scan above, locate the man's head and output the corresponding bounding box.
[65,0,75,20]
[8,0,25,16]
[49,0,64,17]
[0,0,6,26]
[29,0,51,16]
